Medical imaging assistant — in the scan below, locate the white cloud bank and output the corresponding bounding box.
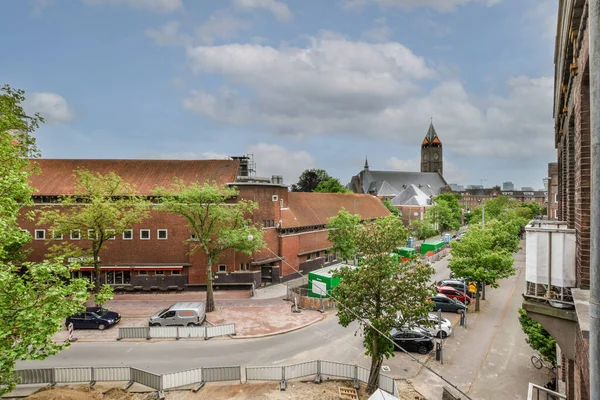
[26,92,75,125]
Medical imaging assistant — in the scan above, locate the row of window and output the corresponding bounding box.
[306,250,339,262]
[28,229,169,241]
[73,270,182,284]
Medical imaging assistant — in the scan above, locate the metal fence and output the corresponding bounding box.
[14,360,395,395]
[527,383,566,400]
[117,324,235,340]
[162,368,202,390]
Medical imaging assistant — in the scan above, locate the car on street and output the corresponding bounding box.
[437,286,472,305]
[438,279,475,297]
[390,327,435,354]
[66,307,121,330]
[429,294,467,313]
[421,313,453,338]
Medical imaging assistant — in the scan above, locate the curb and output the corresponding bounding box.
[231,313,327,339]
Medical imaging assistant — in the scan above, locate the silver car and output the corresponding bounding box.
[149,302,206,327]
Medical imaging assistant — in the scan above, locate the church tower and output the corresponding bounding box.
[421,121,443,176]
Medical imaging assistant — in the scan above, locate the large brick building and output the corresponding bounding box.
[20,158,390,291]
[458,187,546,211]
[521,0,592,399]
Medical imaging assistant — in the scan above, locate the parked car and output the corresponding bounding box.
[403,313,453,339]
[390,327,434,354]
[149,302,206,327]
[437,286,472,305]
[420,313,453,338]
[66,307,121,330]
[429,294,467,313]
[438,279,474,297]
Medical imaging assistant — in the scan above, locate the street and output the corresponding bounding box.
[15,244,545,399]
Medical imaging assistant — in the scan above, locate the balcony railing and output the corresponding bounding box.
[528,383,566,400]
[524,220,576,308]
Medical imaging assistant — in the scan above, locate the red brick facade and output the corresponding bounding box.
[20,160,390,290]
[551,1,590,398]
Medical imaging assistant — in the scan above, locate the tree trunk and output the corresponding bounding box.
[206,256,215,313]
[367,331,383,394]
[93,248,101,294]
[475,285,480,312]
[482,281,486,300]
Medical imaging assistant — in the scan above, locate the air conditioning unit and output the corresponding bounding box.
[272,195,279,202]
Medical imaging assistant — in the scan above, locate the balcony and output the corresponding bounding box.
[523,220,576,307]
[522,220,578,360]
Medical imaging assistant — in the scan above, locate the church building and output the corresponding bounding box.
[347,122,449,226]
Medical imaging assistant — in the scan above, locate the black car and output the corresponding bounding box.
[390,327,434,354]
[66,307,121,330]
[429,294,467,313]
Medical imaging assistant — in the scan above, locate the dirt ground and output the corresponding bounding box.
[23,379,427,400]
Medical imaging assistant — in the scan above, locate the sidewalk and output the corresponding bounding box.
[60,277,322,342]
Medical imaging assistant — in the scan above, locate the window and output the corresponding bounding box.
[157,229,168,240]
[154,270,164,275]
[70,229,81,240]
[171,270,181,275]
[123,229,133,240]
[554,193,558,202]
[138,270,148,276]
[106,229,116,240]
[140,229,150,240]
[106,271,131,285]
[52,230,63,240]
[240,263,250,271]
[218,264,227,272]
[190,233,197,240]
[34,229,46,240]
[307,253,312,260]
[87,229,97,240]
[161,310,176,318]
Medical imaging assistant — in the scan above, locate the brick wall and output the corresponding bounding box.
[574,31,591,289]
[574,326,590,400]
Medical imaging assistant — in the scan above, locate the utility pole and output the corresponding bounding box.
[589,1,600,399]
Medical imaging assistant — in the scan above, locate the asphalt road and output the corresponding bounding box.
[16,253,455,374]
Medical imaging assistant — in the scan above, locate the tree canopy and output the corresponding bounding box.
[153,181,265,312]
[425,199,460,232]
[0,85,90,395]
[381,199,400,216]
[291,169,332,192]
[327,212,434,393]
[39,169,151,296]
[409,219,439,240]
[518,308,557,365]
[313,178,351,193]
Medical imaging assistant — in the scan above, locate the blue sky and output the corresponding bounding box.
[1,0,557,189]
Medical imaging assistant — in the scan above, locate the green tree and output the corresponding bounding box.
[39,169,152,296]
[0,85,90,394]
[291,169,332,192]
[518,309,557,365]
[448,225,515,311]
[381,199,400,216]
[425,200,460,232]
[327,213,434,393]
[409,219,439,240]
[435,192,462,224]
[313,178,351,193]
[153,181,265,312]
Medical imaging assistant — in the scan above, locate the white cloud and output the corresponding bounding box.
[82,0,182,12]
[182,34,553,163]
[26,92,75,125]
[145,21,189,46]
[195,13,250,44]
[32,0,53,16]
[527,0,557,40]
[385,157,419,171]
[361,18,392,42]
[247,143,314,183]
[342,0,500,12]
[234,0,293,21]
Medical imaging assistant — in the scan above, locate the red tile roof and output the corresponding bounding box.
[29,159,240,196]
[281,192,390,228]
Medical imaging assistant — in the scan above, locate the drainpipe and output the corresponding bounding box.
[589,1,600,399]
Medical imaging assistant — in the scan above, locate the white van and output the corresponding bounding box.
[149,302,206,327]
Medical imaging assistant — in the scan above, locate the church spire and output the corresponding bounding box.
[425,119,439,142]
[364,156,369,171]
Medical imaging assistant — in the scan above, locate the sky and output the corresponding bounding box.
[1,0,558,189]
